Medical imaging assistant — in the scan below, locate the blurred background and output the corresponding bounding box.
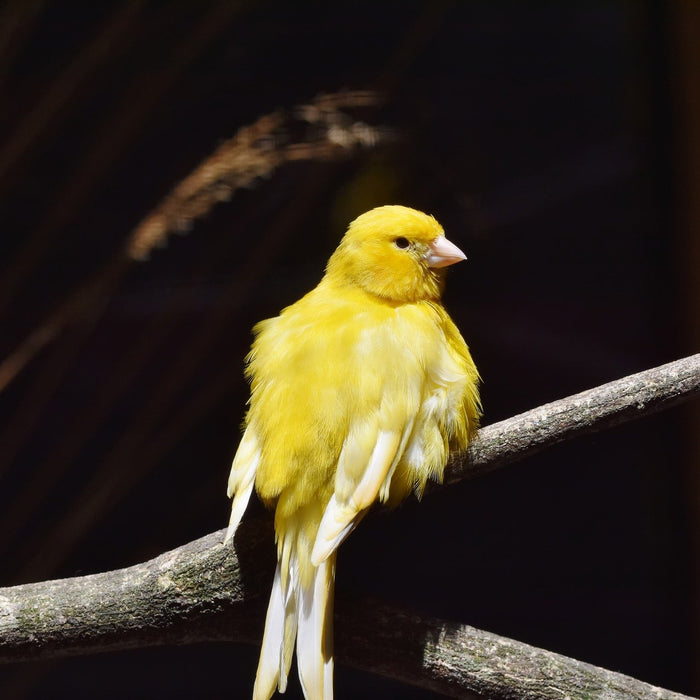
[0,0,698,697]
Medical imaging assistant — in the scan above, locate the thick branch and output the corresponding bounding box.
[0,527,694,699]
[0,354,698,698]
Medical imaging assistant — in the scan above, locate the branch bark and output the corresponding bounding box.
[1,354,698,699]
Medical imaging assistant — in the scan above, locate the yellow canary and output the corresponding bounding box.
[225,205,481,700]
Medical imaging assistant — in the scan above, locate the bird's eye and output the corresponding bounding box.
[394,237,410,249]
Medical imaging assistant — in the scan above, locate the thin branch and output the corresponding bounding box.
[0,354,698,699]
[449,352,700,483]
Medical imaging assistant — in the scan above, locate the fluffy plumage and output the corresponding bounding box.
[226,205,481,699]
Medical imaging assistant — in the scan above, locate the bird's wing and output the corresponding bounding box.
[311,411,415,566]
[224,427,260,544]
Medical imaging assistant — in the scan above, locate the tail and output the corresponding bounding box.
[253,560,298,700]
[253,547,336,700]
[297,553,335,699]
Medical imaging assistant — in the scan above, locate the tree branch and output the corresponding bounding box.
[450,352,700,483]
[0,354,698,699]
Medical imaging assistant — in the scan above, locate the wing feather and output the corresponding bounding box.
[311,428,402,566]
[224,427,260,544]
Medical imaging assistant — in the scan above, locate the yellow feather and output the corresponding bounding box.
[227,204,481,699]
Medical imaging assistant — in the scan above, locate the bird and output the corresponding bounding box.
[225,204,481,700]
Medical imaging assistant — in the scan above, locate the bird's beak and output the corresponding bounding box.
[426,235,467,268]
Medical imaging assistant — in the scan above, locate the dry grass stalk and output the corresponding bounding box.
[126,90,391,260]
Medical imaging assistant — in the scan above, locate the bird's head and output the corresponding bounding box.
[325,205,466,303]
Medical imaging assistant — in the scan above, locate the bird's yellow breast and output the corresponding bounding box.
[245,278,479,513]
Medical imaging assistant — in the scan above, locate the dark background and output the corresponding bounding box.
[0,1,698,697]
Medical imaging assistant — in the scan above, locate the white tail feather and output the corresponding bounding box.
[253,563,288,700]
[297,554,335,700]
[279,564,298,692]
